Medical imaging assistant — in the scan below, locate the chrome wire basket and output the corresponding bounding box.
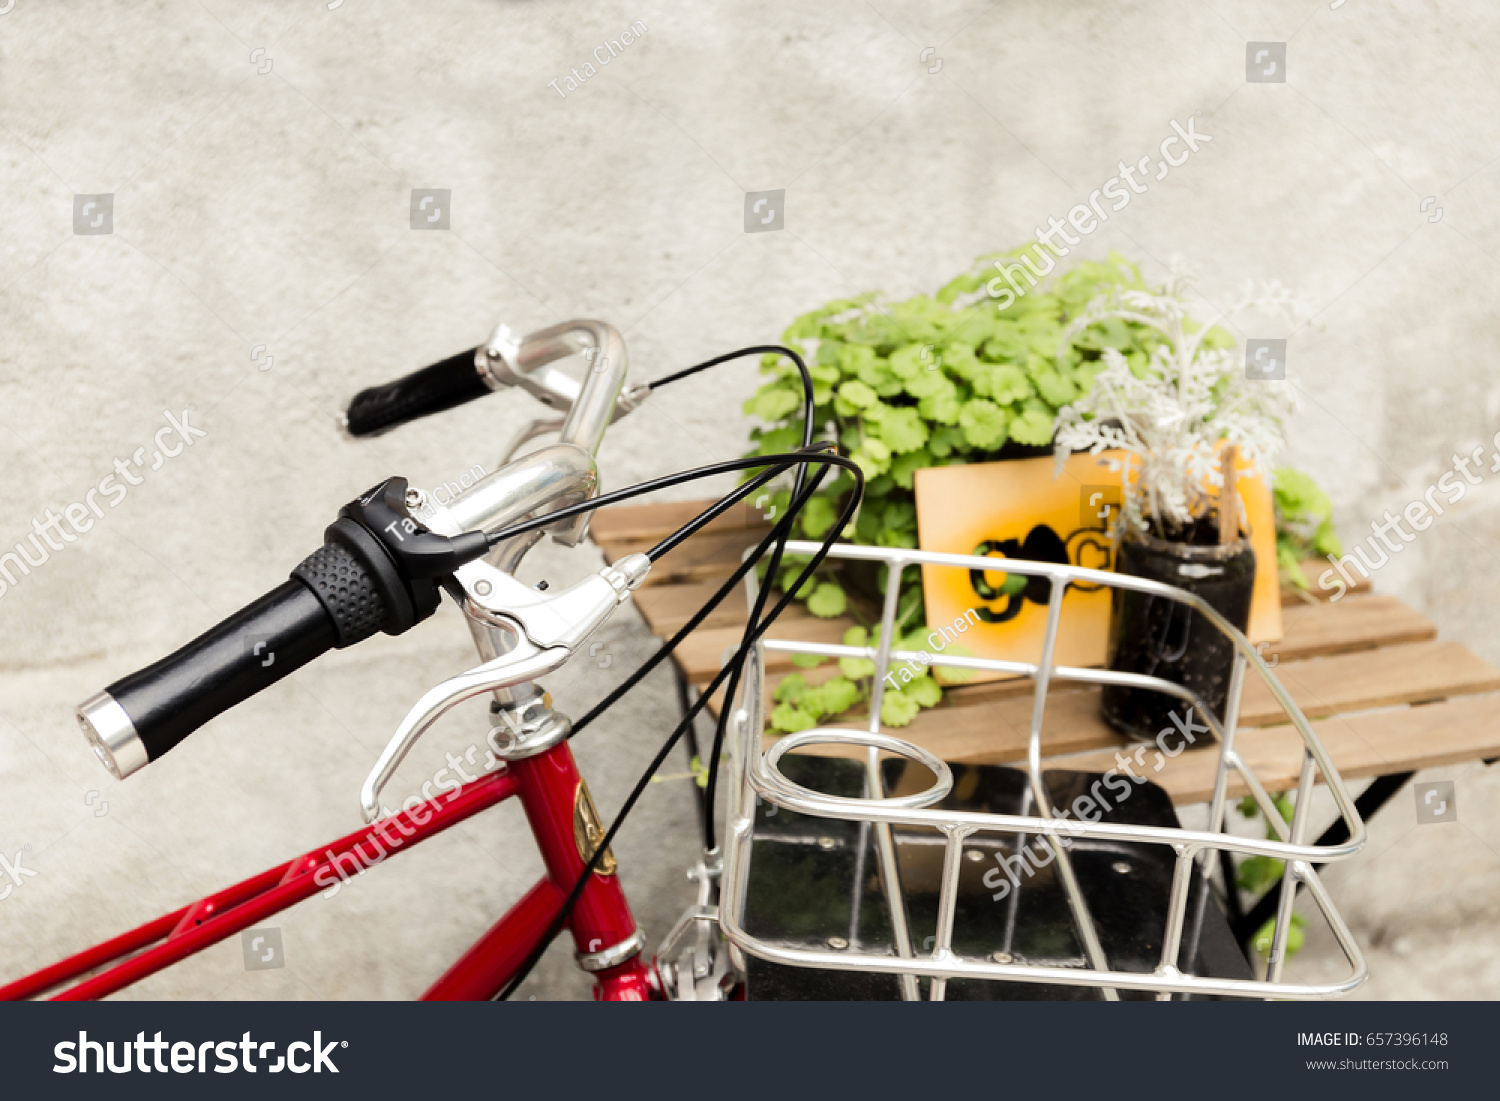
[717,541,1368,1000]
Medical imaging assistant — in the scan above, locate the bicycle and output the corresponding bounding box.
[1,318,1369,1001]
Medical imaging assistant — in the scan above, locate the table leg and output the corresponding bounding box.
[1217,848,1245,927]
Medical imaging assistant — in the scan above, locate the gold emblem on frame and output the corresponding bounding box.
[573,780,617,876]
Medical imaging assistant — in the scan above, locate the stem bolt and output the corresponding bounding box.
[1112,861,1132,875]
[816,836,836,850]
[991,950,1013,964]
[826,937,849,950]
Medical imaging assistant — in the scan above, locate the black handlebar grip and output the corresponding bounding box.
[78,543,391,779]
[345,348,489,437]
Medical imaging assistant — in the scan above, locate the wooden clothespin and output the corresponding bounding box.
[1219,444,1239,545]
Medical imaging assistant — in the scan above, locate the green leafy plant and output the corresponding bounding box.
[1273,466,1342,589]
[767,625,961,731]
[744,248,1165,621]
[1250,911,1307,959]
[742,249,1174,727]
[1235,792,1294,895]
[744,251,1334,729]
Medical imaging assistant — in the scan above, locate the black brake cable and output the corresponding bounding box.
[648,343,813,397]
[495,453,862,1000]
[488,345,819,826]
[481,447,831,559]
[480,445,836,748]
[485,344,823,998]
[568,449,836,740]
[643,345,818,836]
[646,346,820,853]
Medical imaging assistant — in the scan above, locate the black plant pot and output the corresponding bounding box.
[1100,526,1255,750]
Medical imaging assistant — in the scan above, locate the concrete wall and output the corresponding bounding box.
[2,0,1497,998]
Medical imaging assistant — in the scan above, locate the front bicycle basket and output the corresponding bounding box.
[718,542,1367,1001]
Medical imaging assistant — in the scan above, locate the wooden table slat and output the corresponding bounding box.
[711,640,1500,789]
[1025,692,1500,804]
[591,500,766,544]
[776,691,1500,805]
[1237,639,1500,724]
[675,594,1441,689]
[1269,594,1433,661]
[595,498,1497,807]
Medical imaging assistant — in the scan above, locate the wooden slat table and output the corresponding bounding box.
[591,499,1500,810]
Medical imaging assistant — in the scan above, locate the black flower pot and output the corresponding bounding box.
[1100,527,1255,750]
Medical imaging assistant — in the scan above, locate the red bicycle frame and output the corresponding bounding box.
[0,739,658,1002]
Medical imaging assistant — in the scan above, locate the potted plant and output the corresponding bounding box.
[1052,270,1303,745]
[742,249,1166,728]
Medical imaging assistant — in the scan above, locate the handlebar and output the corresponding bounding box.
[78,478,490,779]
[344,320,644,445]
[345,319,639,547]
[78,319,645,781]
[78,580,337,779]
[508,319,631,459]
[345,347,492,437]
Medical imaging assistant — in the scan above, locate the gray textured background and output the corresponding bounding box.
[2,0,1498,1000]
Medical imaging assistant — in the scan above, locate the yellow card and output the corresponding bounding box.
[913,452,1280,684]
[1235,455,1283,645]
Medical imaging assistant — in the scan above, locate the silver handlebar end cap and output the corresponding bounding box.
[77,691,148,780]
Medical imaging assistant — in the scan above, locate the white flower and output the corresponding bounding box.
[1053,275,1305,533]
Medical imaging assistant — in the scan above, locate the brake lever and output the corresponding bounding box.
[358,552,650,822]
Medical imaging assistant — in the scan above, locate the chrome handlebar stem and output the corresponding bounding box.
[473,319,646,546]
[479,321,645,483]
[359,318,652,822]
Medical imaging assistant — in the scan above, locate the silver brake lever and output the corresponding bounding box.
[359,552,651,821]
